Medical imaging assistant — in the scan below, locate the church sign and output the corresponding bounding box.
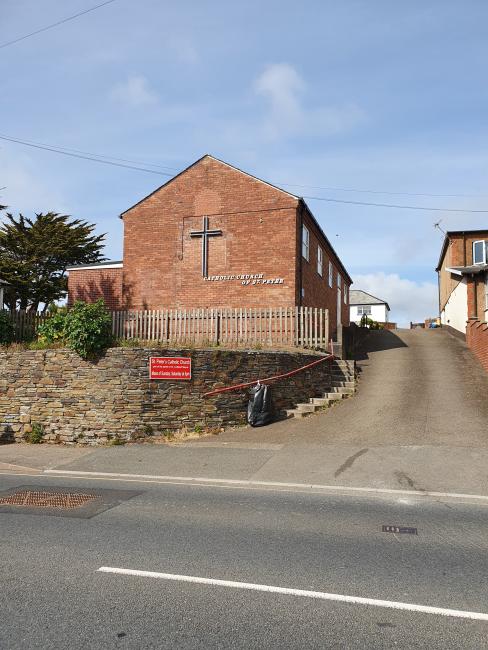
[150,357,192,381]
[204,273,284,286]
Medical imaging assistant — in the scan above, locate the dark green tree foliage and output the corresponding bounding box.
[0,311,14,345]
[0,211,105,311]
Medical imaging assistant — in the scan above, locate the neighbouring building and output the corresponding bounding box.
[436,229,488,370]
[68,155,352,340]
[349,290,390,325]
[0,279,8,310]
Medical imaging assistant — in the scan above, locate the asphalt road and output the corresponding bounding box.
[1,473,487,649]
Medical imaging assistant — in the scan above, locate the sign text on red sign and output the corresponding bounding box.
[149,357,192,381]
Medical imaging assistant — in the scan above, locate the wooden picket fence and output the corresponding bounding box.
[112,306,329,349]
[5,310,50,342]
[4,306,329,349]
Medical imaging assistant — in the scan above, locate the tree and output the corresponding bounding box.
[0,210,105,312]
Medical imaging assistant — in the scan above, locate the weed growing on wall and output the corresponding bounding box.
[25,422,44,444]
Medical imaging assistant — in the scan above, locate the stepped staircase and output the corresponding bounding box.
[284,359,356,419]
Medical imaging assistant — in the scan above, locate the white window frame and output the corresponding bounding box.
[302,225,310,261]
[317,246,323,276]
[473,240,487,265]
[344,284,348,304]
[337,274,341,289]
[485,274,488,312]
[328,262,333,287]
[357,305,371,316]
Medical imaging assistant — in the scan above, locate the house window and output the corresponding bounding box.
[337,274,341,289]
[317,246,323,276]
[302,225,310,261]
[357,306,371,315]
[328,262,333,287]
[473,240,487,265]
[344,285,348,304]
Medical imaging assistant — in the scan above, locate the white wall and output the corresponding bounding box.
[440,277,467,333]
[350,303,389,324]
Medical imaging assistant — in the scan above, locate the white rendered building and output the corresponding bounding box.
[349,290,390,325]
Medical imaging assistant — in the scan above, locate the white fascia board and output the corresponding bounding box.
[67,263,123,271]
[445,267,463,277]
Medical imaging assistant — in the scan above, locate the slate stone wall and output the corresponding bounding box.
[0,347,331,445]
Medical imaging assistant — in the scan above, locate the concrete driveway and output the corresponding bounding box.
[216,328,488,446]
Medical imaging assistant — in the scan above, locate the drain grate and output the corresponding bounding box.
[0,485,142,519]
[0,490,98,509]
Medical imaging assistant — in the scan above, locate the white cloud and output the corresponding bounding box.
[352,272,438,327]
[110,75,158,107]
[254,63,365,140]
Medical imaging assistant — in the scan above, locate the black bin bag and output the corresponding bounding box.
[247,383,274,427]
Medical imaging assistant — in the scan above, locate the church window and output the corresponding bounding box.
[302,225,310,261]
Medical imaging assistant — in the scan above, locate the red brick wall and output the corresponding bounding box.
[122,156,298,310]
[466,318,488,372]
[299,206,351,336]
[68,268,123,310]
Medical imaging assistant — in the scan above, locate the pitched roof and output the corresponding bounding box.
[349,289,390,310]
[120,154,298,217]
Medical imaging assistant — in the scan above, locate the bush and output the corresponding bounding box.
[64,300,113,359]
[0,311,14,345]
[37,308,68,344]
[38,300,113,359]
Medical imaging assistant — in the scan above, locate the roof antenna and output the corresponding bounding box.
[434,219,445,235]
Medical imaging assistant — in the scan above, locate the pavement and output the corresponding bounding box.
[1,328,487,497]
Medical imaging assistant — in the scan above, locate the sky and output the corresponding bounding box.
[1,0,488,326]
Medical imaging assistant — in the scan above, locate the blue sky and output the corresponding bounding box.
[2,0,488,325]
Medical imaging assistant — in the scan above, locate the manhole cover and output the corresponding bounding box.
[0,490,98,509]
[0,485,142,519]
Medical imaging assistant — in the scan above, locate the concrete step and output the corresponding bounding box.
[285,409,306,419]
[296,402,320,413]
[331,381,356,388]
[331,360,355,368]
[331,371,355,379]
[323,393,345,400]
[310,397,331,407]
[329,386,355,394]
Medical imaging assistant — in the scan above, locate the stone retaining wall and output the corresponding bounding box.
[0,347,331,444]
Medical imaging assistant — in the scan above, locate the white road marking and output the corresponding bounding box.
[97,567,488,621]
[45,469,488,502]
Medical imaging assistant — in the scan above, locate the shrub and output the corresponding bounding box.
[0,311,14,345]
[64,300,113,359]
[37,308,68,344]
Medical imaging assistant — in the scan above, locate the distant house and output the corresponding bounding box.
[436,229,488,371]
[0,279,8,310]
[349,290,390,324]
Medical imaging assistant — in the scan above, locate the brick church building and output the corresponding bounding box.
[68,155,352,339]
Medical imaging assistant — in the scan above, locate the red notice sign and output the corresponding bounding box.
[149,357,192,381]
